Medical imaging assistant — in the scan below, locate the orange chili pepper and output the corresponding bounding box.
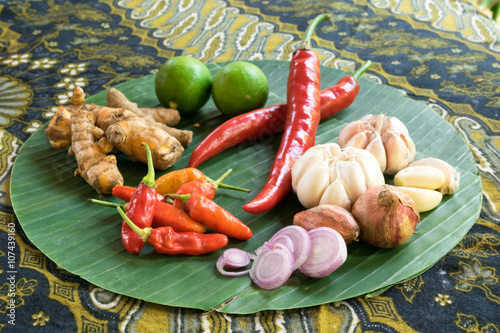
[167,193,252,241]
[155,168,206,195]
[155,168,249,197]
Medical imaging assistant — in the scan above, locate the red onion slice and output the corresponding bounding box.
[249,243,295,290]
[269,225,311,269]
[216,248,253,277]
[265,234,294,252]
[222,248,252,269]
[298,227,347,278]
[216,256,251,277]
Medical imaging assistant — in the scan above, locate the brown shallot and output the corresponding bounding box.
[351,185,419,248]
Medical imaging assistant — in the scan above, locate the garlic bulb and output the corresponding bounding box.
[337,114,416,175]
[291,143,385,211]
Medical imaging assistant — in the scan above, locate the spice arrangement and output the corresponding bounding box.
[38,13,466,293]
[9,58,480,312]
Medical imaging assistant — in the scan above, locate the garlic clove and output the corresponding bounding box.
[410,157,460,194]
[364,135,387,172]
[337,120,364,147]
[384,133,414,175]
[322,142,343,159]
[344,131,369,149]
[396,186,443,212]
[319,180,352,211]
[292,149,326,191]
[355,152,386,189]
[333,161,367,203]
[385,116,410,136]
[296,163,330,209]
[394,165,446,190]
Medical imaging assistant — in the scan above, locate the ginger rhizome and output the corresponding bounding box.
[45,86,192,195]
[70,108,123,195]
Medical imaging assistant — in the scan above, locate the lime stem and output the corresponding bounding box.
[141,142,156,188]
[352,60,372,80]
[300,13,332,49]
[117,206,151,243]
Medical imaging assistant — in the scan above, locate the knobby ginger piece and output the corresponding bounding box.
[45,86,85,149]
[88,104,184,170]
[106,88,193,147]
[45,106,73,149]
[70,108,123,195]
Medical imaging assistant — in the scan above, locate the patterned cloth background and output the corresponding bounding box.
[1,0,499,332]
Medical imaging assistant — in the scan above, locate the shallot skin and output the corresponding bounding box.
[352,185,420,248]
[293,204,360,245]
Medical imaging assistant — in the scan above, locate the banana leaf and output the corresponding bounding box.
[11,60,481,314]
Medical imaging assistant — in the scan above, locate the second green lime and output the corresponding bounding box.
[155,56,212,115]
[211,61,269,117]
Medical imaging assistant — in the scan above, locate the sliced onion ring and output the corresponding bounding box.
[222,248,252,269]
[269,225,311,269]
[298,227,347,278]
[249,243,295,290]
[216,248,253,277]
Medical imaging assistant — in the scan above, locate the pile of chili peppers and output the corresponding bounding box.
[188,13,372,214]
[91,142,252,255]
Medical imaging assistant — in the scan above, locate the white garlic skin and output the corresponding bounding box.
[337,114,416,175]
[291,143,385,211]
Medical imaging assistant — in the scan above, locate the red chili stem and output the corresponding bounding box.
[206,169,249,193]
[118,206,151,243]
[299,13,332,49]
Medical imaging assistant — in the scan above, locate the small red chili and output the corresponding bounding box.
[121,142,158,254]
[167,193,252,241]
[117,206,228,255]
[243,14,330,214]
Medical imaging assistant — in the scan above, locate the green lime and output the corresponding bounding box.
[211,61,269,117]
[155,56,212,115]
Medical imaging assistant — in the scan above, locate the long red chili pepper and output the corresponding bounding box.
[167,193,253,240]
[117,207,228,255]
[90,198,207,233]
[121,142,159,254]
[187,63,371,169]
[242,14,330,214]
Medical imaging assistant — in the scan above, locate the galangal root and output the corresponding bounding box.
[45,86,193,196]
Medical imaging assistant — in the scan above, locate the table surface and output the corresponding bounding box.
[1,0,500,332]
